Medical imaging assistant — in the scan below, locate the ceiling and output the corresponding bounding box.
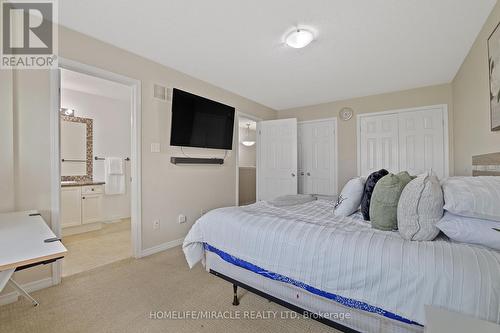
[59,0,496,110]
[61,69,131,101]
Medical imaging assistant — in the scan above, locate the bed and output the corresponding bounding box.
[183,199,500,333]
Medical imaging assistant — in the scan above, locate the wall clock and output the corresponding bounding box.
[339,107,353,121]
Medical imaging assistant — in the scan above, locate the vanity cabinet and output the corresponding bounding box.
[82,185,103,224]
[61,185,103,228]
[61,187,82,227]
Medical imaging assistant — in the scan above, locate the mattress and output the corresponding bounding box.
[205,250,423,333]
[183,200,500,326]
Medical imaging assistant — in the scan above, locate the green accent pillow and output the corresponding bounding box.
[370,171,414,231]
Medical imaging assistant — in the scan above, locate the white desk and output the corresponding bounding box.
[0,211,67,306]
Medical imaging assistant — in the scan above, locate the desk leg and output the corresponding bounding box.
[8,278,39,306]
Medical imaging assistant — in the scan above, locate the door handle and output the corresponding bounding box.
[306,172,311,176]
[300,172,304,176]
[291,173,296,177]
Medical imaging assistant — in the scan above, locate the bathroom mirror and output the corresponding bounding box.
[60,115,93,181]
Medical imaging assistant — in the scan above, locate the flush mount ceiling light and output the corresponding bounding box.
[241,123,255,147]
[285,28,314,49]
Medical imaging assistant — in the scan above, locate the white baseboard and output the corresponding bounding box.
[62,222,102,236]
[102,216,131,224]
[0,277,54,306]
[140,238,183,257]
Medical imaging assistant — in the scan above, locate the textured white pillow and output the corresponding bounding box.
[334,177,365,217]
[436,212,500,251]
[397,173,443,241]
[442,176,500,222]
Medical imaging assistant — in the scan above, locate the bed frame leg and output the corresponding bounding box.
[232,284,239,306]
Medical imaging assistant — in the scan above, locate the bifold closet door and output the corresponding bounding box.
[359,114,399,177]
[298,120,337,196]
[398,108,445,179]
[257,118,297,201]
[359,107,447,179]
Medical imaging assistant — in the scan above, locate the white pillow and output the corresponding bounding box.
[436,212,500,251]
[334,177,365,217]
[441,176,500,222]
[397,173,443,241]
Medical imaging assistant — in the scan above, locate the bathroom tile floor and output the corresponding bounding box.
[61,219,132,277]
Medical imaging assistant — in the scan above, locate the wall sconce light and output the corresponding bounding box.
[60,108,75,117]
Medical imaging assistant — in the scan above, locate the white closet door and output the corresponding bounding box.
[359,114,399,177]
[398,108,445,178]
[297,124,309,194]
[257,118,297,201]
[298,120,336,196]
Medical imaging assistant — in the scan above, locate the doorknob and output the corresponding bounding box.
[291,173,296,177]
[307,172,311,176]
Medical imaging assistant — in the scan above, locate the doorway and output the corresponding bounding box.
[237,114,259,206]
[50,59,142,281]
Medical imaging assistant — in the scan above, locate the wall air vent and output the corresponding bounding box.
[153,84,170,102]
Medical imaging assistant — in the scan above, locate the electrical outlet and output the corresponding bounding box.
[178,214,187,224]
[153,219,160,230]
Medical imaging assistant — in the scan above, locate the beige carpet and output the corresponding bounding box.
[62,219,132,277]
[0,246,340,333]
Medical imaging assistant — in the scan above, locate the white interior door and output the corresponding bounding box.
[298,120,337,196]
[257,118,297,201]
[297,124,308,194]
[359,114,399,177]
[398,108,445,178]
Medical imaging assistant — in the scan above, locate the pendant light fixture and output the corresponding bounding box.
[241,123,255,147]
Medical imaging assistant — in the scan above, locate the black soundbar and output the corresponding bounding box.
[170,157,224,165]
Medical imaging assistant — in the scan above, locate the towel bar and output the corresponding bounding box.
[95,157,130,161]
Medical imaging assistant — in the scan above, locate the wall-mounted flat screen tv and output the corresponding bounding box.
[170,88,235,150]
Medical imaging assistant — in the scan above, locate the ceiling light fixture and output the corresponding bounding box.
[241,123,255,147]
[60,108,75,117]
[285,28,314,49]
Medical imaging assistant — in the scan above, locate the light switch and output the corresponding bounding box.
[151,143,160,153]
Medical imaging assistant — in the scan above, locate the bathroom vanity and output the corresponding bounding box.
[60,115,106,236]
[61,182,105,235]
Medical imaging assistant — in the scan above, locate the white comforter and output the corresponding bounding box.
[183,200,500,325]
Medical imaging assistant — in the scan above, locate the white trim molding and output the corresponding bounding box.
[140,238,184,258]
[58,58,142,259]
[236,111,262,206]
[49,68,62,286]
[50,58,143,284]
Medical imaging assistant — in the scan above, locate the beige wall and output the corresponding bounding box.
[0,69,14,213]
[277,84,453,188]
[0,70,54,296]
[6,24,274,254]
[1,26,275,298]
[57,27,275,249]
[238,167,256,205]
[452,1,500,176]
